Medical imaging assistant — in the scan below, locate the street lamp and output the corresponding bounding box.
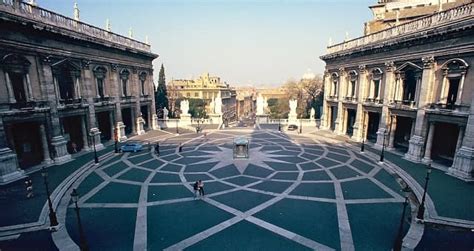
[176,119,179,134]
[89,132,99,164]
[41,167,59,228]
[417,163,432,221]
[71,189,89,251]
[361,113,366,153]
[299,118,302,134]
[380,129,387,162]
[278,117,281,132]
[393,196,409,251]
[114,128,118,153]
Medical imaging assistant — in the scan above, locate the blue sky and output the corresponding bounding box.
[37,0,373,86]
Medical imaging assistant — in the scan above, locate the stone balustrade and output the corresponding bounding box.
[325,2,473,55]
[0,0,151,53]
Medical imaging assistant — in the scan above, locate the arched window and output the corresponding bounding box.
[347,70,358,99]
[369,68,383,100]
[120,69,130,97]
[52,59,81,101]
[139,72,147,96]
[1,54,32,103]
[394,62,422,103]
[439,59,468,108]
[93,66,107,98]
[330,72,339,97]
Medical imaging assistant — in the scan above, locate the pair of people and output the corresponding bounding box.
[193,180,205,198]
[24,178,33,198]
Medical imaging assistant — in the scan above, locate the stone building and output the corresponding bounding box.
[236,87,256,119]
[169,73,237,123]
[0,1,158,183]
[320,1,473,180]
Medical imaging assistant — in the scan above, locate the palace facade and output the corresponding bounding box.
[0,1,158,183]
[169,73,237,123]
[320,1,474,180]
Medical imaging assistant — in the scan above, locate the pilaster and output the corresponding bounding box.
[352,65,367,141]
[321,70,331,129]
[421,122,435,164]
[405,56,435,162]
[0,118,24,184]
[375,62,395,149]
[335,68,345,135]
[449,90,474,180]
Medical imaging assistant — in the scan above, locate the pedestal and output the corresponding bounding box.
[89,128,104,151]
[136,117,145,135]
[116,122,127,142]
[404,135,424,163]
[374,128,386,150]
[180,114,192,126]
[51,135,72,164]
[0,148,24,184]
[209,114,222,125]
[448,146,474,181]
[288,113,297,126]
[151,114,159,130]
[256,114,269,124]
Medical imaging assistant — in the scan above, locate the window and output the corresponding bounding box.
[93,66,107,98]
[120,69,130,97]
[52,60,81,100]
[439,59,468,107]
[1,54,32,103]
[187,92,190,97]
[369,68,383,99]
[9,72,27,102]
[139,72,147,96]
[330,73,339,97]
[373,79,380,99]
[194,92,199,97]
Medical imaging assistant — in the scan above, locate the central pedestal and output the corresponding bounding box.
[256,114,269,124]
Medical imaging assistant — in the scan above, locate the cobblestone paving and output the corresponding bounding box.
[57,130,410,250]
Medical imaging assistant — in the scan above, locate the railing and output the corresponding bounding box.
[140,94,151,101]
[428,103,470,113]
[93,96,114,104]
[344,96,358,102]
[120,96,135,102]
[0,100,49,110]
[364,98,384,105]
[59,98,84,106]
[326,2,473,54]
[389,99,416,109]
[0,1,151,53]
[327,95,338,101]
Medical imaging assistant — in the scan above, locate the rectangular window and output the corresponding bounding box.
[373,80,380,99]
[187,92,190,97]
[141,80,145,96]
[122,79,127,96]
[351,80,356,97]
[97,78,105,98]
[194,92,199,97]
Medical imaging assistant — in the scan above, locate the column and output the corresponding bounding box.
[405,56,435,162]
[422,122,435,163]
[4,72,16,103]
[25,73,34,101]
[375,62,395,149]
[0,118,24,184]
[82,60,104,151]
[352,65,367,141]
[133,69,145,135]
[335,68,345,134]
[454,126,465,153]
[112,65,126,141]
[388,116,397,149]
[320,71,331,129]
[39,124,53,164]
[39,56,71,164]
[81,116,90,151]
[448,92,474,180]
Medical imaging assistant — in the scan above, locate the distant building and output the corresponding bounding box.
[0,1,158,183]
[168,73,237,122]
[257,87,287,100]
[320,1,473,180]
[235,87,256,119]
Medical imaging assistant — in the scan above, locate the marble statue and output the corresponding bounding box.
[310,108,315,119]
[180,100,189,115]
[289,99,297,115]
[214,93,222,115]
[163,107,169,119]
[256,94,265,115]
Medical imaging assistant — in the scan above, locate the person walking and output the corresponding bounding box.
[25,178,34,198]
[178,143,183,153]
[155,142,160,156]
[193,181,199,199]
[198,180,205,197]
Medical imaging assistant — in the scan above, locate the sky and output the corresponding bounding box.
[36,0,373,86]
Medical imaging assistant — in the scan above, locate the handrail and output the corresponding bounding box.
[325,2,473,55]
[0,1,151,53]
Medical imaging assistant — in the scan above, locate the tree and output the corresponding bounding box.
[282,75,323,118]
[155,64,169,112]
[188,99,207,118]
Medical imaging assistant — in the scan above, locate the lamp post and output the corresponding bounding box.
[89,132,99,164]
[176,119,179,134]
[361,112,365,152]
[393,196,409,251]
[41,167,58,228]
[417,163,432,221]
[114,128,118,153]
[380,129,387,162]
[278,117,281,132]
[71,189,89,251]
[299,118,302,134]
